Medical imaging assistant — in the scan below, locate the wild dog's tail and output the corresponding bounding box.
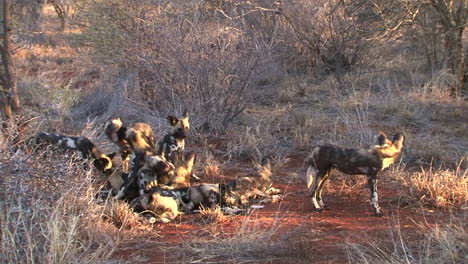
[35,132,60,145]
[305,147,320,190]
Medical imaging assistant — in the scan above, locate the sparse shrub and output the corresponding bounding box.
[76,0,271,132]
[280,0,380,75]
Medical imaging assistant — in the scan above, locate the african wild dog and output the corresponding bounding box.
[34,132,116,174]
[104,118,156,172]
[114,151,175,200]
[236,157,282,205]
[167,151,196,188]
[305,132,405,216]
[137,153,175,194]
[156,112,190,164]
[137,186,181,223]
[183,181,241,214]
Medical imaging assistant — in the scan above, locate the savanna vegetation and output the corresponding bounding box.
[1,0,466,263]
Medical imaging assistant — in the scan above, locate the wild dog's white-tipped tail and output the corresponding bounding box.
[305,147,320,189]
[306,166,317,189]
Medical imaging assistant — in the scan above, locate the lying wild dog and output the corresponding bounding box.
[235,157,282,205]
[104,118,156,172]
[183,181,242,214]
[305,132,405,216]
[34,132,116,174]
[166,151,196,188]
[114,151,175,200]
[137,152,175,194]
[136,186,181,223]
[156,112,190,164]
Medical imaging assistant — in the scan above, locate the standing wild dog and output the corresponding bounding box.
[104,118,156,172]
[156,112,190,164]
[34,132,116,174]
[305,132,405,216]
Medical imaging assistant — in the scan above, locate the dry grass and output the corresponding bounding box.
[397,160,468,209]
[177,212,312,263]
[6,1,468,263]
[0,141,121,263]
[347,216,468,264]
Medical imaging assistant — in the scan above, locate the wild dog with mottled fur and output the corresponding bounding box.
[137,186,181,223]
[236,157,282,204]
[167,151,196,188]
[156,112,190,164]
[305,132,405,216]
[137,153,175,194]
[34,132,116,174]
[114,151,175,200]
[183,181,241,213]
[104,118,156,172]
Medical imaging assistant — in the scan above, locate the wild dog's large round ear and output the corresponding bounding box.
[183,110,189,119]
[261,156,272,169]
[376,131,390,146]
[107,152,117,160]
[167,115,179,126]
[392,133,405,145]
[227,180,237,191]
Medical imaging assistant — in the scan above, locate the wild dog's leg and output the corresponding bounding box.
[308,169,327,211]
[367,173,383,217]
[121,151,131,173]
[316,171,331,209]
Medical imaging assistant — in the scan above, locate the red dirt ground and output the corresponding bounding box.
[111,151,452,264]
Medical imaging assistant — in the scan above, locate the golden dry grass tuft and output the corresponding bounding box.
[347,216,468,264]
[0,147,122,263]
[397,160,467,209]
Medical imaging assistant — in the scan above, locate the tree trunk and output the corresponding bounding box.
[0,0,19,120]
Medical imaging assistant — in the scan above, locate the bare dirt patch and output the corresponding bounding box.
[110,151,454,264]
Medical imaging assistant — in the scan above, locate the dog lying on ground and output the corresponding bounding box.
[235,157,282,205]
[105,118,156,172]
[133,181,242,222]
[113,151,175,200]
[137,186,181,223]
[34,132,116,174]
[305,132,405,216]
[182,181,242,214]
[106,151,195,200]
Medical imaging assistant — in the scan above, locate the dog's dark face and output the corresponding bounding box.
[105,118,123,142]
[167,112,190,139]
[93,152,117,173]
[138,154,175,191]
[375,132,405,159]
[219,181,243,208]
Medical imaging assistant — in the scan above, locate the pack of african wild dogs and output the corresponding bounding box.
[32,111,405,222]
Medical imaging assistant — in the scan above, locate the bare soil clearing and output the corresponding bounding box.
[111,151,451,264]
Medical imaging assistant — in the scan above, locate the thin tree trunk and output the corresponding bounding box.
[0,0,19,120]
